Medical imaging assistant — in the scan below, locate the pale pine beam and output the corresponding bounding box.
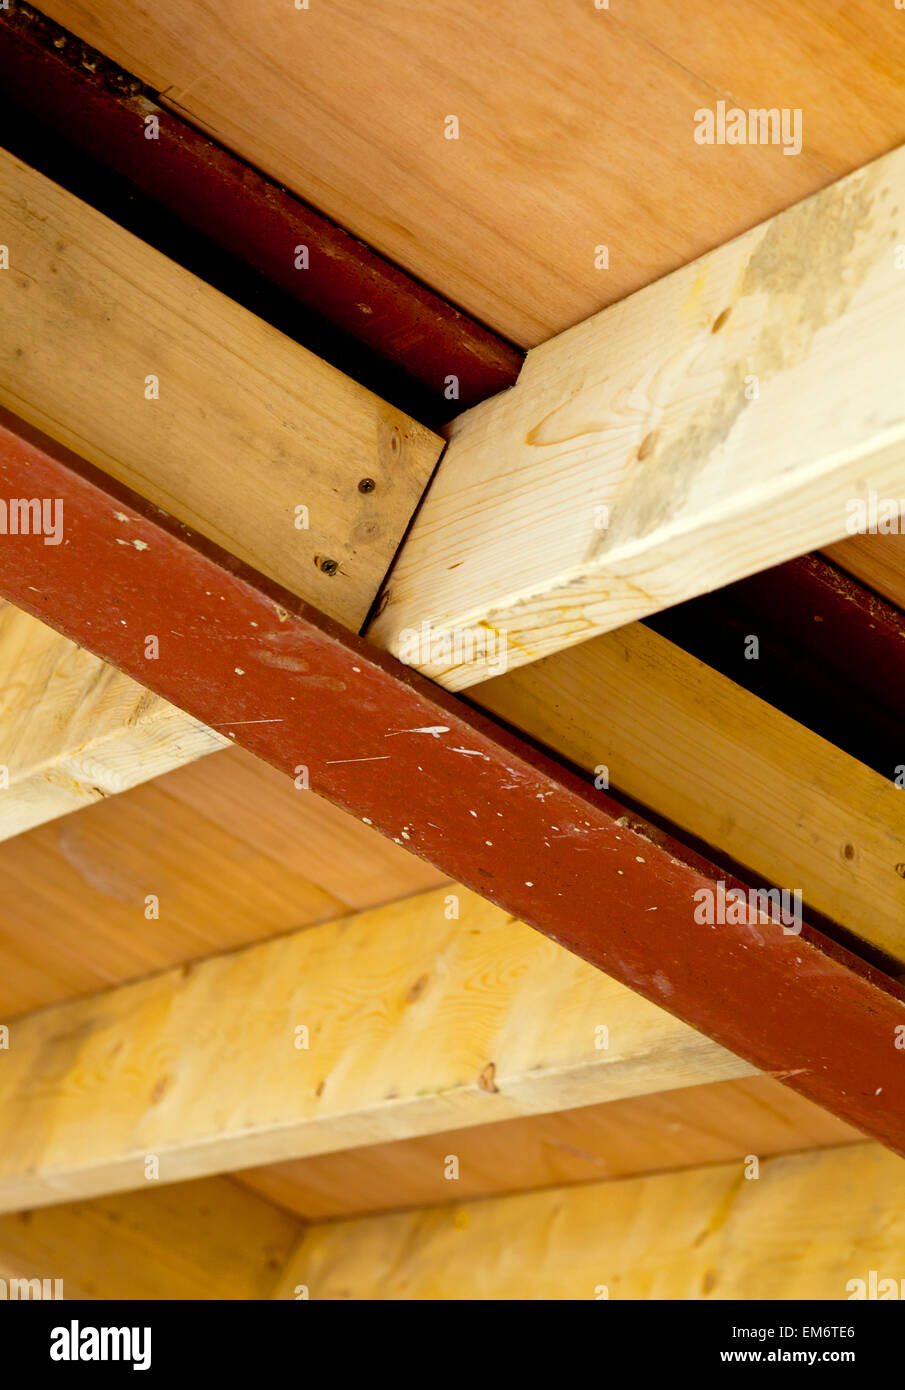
[238,1073,859,1222]
[0,886,751,1214]
[369,144,905,687]
[0,1177,301,1300]
[0,602,226,841]
[272,1141,900,1300]
[473,621,905,966]
[0,148,443,627]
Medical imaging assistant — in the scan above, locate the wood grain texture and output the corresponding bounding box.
[0,776,345,1018]
[0,635,445,1018]
[273,1142,904,1300]
[0,886,751,1213]
[825,532,905,613]
[0,149,442,627]
[239,1074,858,1222]
[0,0,523,416]
[0,1177,300,1300]
[0,602,226,841]
[474,621,905,966]
[370,142,905,684]
[35,0,905,348]
[157,745,448,912]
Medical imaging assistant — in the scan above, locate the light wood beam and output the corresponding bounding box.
[825,533,905,613]
[273,1142,902,1300]
[0,603,226,841]
[0,148,442,627]
[0,1177,301,1300]
[370,146,905,686]
[474,621,905,966]
[0,886,752,1214]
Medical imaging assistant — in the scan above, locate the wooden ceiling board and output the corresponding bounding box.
[238,1073,860,1222]
[0,746,446,1019]
[36,0,905,345]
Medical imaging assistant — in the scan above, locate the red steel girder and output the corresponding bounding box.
[1,406,904,1152]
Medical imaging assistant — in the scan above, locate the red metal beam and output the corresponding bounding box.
[0,2,522,414]
[2,406,904,1153]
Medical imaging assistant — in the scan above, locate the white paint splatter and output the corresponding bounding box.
[386,726,450,738]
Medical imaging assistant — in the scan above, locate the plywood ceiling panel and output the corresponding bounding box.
[0,748,444,1018]
[238,1074,859,1222]
[36,0,905,345]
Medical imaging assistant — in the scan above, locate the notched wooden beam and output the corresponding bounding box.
[0,148,443,629]
[369,145,905,687]
[0,885,747,1212]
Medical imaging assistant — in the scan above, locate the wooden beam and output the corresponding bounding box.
[1,409,904,1155]
[238,1074,858,1222]
[369,145,905,686]
[159,746,448,914]
[0,148,443,627]
[0,602,225,841]
[0,885,750,1213]
[13,0,902,804]
[473,620,905,967]
[0,2,522,417]
[648,549,905,783]
[0,1177,301,1300]
[272,1142,902,1300]
[826,532,905,615]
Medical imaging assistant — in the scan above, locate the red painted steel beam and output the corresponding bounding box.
[2,406,905,1153]
[0,2,522,413]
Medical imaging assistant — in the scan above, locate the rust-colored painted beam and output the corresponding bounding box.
[0,2,522,416]
[1,407,904,1154]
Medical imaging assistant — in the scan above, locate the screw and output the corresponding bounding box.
[318,557,339,576]
[358,477,376,493]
